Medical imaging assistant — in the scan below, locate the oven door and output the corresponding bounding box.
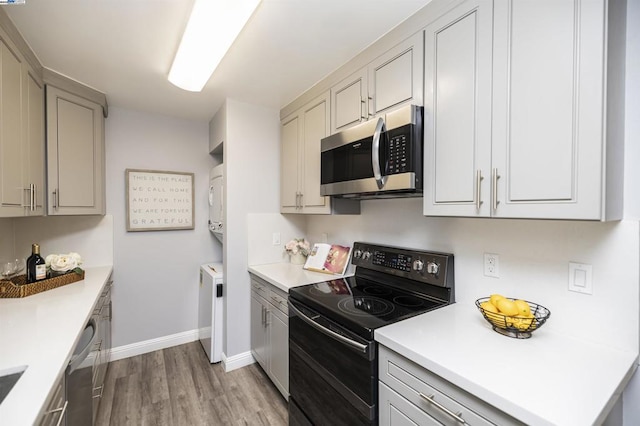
[288,298,377,426]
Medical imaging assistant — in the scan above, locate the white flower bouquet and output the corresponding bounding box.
[284,238,311,257]
[45,252,83,276]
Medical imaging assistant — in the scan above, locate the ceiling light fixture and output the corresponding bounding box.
[168,0,262,92]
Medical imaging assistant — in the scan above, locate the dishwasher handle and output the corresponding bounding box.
[68,318,98,374]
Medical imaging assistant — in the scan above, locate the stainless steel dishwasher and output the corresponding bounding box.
[65,317,99,425]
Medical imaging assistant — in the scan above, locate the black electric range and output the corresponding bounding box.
[288,242,455,426]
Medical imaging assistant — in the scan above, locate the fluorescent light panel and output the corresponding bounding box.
[169,0,261,92]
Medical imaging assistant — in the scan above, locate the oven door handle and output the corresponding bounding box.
[288,300,371,357]
[371,117,387,190]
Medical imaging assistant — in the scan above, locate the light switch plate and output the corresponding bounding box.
[272,232,280,246]
[568,262,593,294]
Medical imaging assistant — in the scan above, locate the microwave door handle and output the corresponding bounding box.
[371,117,387,189]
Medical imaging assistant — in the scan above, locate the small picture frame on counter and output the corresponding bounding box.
[125,169,195,232]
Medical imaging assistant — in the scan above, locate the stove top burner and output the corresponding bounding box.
[393,295,424,307]
[363,286,392,296]
[338,297,395,316]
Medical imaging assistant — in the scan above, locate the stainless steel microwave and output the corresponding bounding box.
[320,104,423,199]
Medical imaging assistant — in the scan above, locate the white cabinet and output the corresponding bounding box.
[0,33,45,218]
[331,32,423,134]
[250,275,289,399]
[46,85,105,215]
[281,91,332,214]
[379,345,522,426]
[424,0,625,221]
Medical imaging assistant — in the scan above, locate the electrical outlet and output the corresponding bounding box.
[484,253,500,278]
[272,232,280,246]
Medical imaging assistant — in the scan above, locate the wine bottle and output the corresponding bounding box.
[26,243,46,283]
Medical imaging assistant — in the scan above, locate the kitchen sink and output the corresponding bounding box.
[0,366,27,405]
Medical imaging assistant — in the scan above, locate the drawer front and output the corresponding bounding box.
[269,287,288,315]
[380,382,441,426]
[39,375,67,426]
[379,346,523,426]
[251,277,270,300]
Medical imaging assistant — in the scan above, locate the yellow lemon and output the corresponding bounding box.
[480,301,498,313]
[489,294,506,308]
[497,298,519,316]
[514,299,531,317]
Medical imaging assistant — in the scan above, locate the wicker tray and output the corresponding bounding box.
[0,270,85,298]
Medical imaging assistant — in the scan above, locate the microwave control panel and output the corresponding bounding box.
[387,134,410,175]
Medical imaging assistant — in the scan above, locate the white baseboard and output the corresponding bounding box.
[222,350,255,372]
[110,329,199,361]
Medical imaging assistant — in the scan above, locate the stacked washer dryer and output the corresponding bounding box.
[199,164,224,363]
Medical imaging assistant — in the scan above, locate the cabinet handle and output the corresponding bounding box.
[491,168,500,212]
[475,170,483,211]
[298,193,303,209]
[368,96,374,117]
[265,308,270,326]
[52,189,58,210]
[261,305,265,325]
[360,98,367,120]
[419,393,467,424]
[92,385,104,399]
[30,184,36,211]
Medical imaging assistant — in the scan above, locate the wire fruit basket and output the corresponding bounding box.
[475,297,551,339]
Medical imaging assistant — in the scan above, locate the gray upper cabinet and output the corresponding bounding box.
[330,32,423,134]
[46,85,105,215]
[24,71,45,216]
[281,92,332,214]
[0,29,45,218]
[424,0,625,220]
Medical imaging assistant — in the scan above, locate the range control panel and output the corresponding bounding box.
[351,242,453,288]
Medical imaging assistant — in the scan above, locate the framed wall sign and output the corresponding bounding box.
[125,169,194,231]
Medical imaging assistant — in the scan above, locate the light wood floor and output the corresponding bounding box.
[95,342,288,425]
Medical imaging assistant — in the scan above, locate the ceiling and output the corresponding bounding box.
[4,0,432,122]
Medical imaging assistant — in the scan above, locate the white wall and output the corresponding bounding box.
[13,215,113,267]
[221,99,281,358]
[105,107,220,347]
[0,219,15,260]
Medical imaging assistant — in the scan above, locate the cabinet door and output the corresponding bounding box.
[423,0,493,217]
[330,67,367,134]
[23,71,45,216]
[250,292,268,370]
[491,0,606,219]
[301,93,330,213]
[46,85,105,215]
[269,306,289,399]
[280,113,300,212]
[369,32,424,116]
[0,39,24,217]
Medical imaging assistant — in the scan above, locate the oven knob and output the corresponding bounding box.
[363,251,371,260]
[427,262,440,275]
[412,259,424,272]
[353,249,362,259]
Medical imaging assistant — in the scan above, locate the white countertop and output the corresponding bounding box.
[0,266,113,426]
[375,302,639,426]
[248,262,352,292]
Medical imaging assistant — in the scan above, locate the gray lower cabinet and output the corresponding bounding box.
[379,345,522,426]
[93,278,112,421]
[250,274,289,400]
[39,373,67,426]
